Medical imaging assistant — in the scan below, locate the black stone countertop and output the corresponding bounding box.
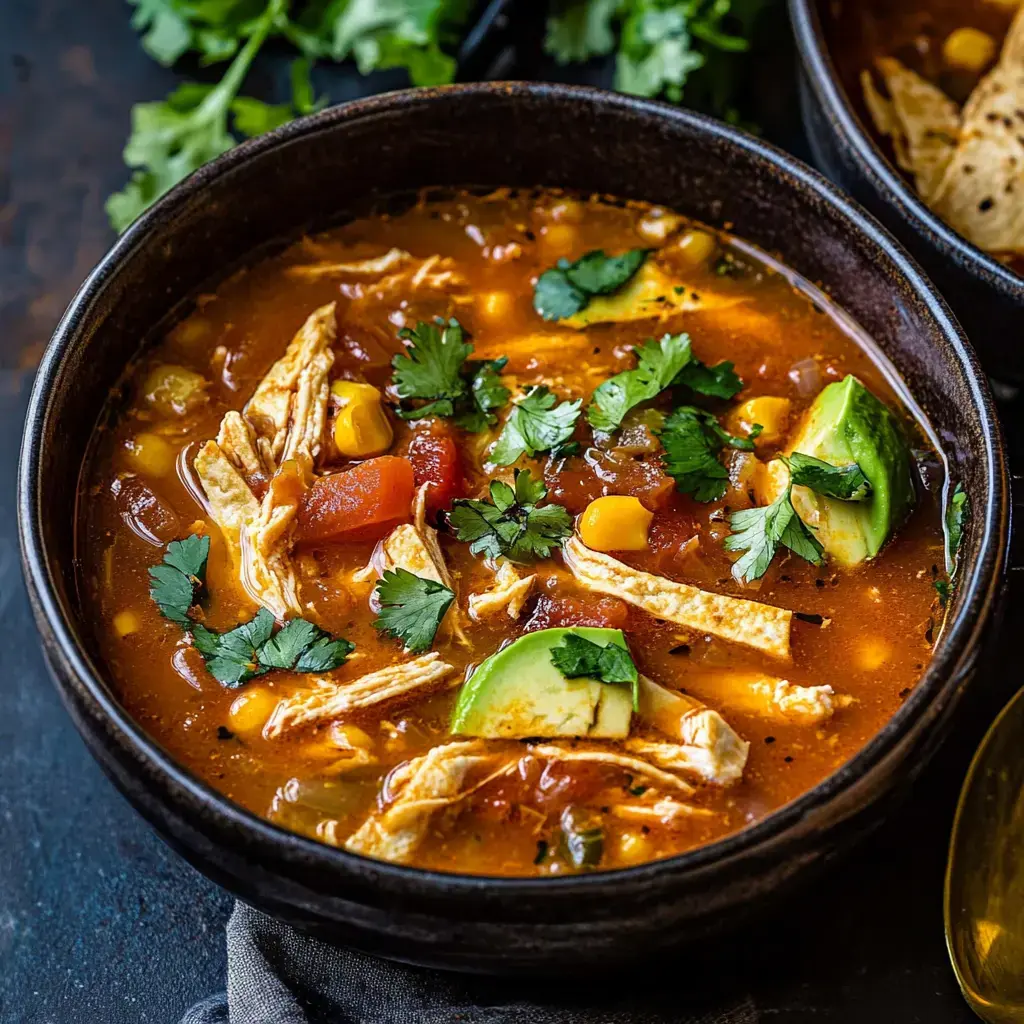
[2,2,1020,1021]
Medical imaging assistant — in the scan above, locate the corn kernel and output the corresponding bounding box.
[636,210,683,243]
[673,229,718,267]
[540,222,577,258]
[943,27,996,73]
[228,687,280,736]
[113,609,140,637]
[856,637,892,672]
[142,363,208,417]
[331,380,393,458]
[729,396,791,446]
[617,830,652,865]
[124,432,176,478]
[578,496,653,552]
[548,198,585,223]
[476,291,513,326]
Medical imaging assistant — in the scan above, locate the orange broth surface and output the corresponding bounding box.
[78,189,947,876]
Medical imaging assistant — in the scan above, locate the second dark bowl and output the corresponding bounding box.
[18,83,1009,972]
[789,0,1024,381]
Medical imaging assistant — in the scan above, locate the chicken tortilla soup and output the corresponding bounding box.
[79,189,964,876]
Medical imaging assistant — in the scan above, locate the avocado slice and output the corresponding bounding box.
[450,627,634,739]
[565,263,701,327]
[780,375,915,567]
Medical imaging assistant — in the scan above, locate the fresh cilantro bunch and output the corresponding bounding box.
[448,470,573,563]
[550,632,640,710]
[544,0,775,118]
[391,318,510,432]
[658,404,758,502]
[112,0,476,231]
[534,249,649,321]
[149,533,353,686]
[490,387,583,466]
[373,568,456,653]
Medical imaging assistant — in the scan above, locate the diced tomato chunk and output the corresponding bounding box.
[407,426,464,518]
[524,594,630,632]
[296,456,415,543]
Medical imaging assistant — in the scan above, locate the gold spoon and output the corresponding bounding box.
[947,684,1024,1022]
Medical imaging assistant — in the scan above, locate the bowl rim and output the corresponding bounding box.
[788,0,1024,302]
[18,80,1010,900]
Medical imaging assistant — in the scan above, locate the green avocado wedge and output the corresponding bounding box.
[782,375,916,567]
[450,627,634,739]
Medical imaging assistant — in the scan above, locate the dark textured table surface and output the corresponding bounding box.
[2,2,1021,1022]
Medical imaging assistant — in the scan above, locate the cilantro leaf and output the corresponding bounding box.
[193,608,277,687]
[550,632,640,711]
[934,579,951,607]
[295,635,356,673]
[659,405,755,502]
[373,568,455,653]
[785,452,871,502]
[149,534,210,624]
[674,358,743,400]
[392,319,509,430]
[545,0,618,63]
[393,317,472,418]
[533,262,588,321]
[946,482,969,571]
[490,387,583,466]
[448,469,573,563]
[724,486,824,583]
[258,618,318,669]
[533,249,649,322]
[588,333,693,432]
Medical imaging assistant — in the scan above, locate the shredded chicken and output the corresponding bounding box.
[265,652,458,738]
[626,732,747,787]
[194,303,335,618]
[682,670,855,727]
[612,796,714,824]
[345,740,508,863]
[284,247,413,279]
[563,536,793,659]
[526,744,697,795]
[467,561,536,622]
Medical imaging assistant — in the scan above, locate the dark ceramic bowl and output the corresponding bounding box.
[18,82,1009,973]
[789,0,1024,381]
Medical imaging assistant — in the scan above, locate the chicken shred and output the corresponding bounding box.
[194,303,335,618]
[467,561,536,622]
[264,652,459,738]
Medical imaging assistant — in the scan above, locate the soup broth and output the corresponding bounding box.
[78,189,949,876]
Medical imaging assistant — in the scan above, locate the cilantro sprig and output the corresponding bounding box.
[724,486,824,584]
[148,533,353,686]
[550,632,640,711]
[588,333,744,432]
[448,470,573,563]
[534,248,649,321]
[149,534,210,624]
[373,568,455,654]
[659,405,758,502]
[784,452,871,502]
[946,482,969,571]
[391,318,510,431]
[490,387,583,466]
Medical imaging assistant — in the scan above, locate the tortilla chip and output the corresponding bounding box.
[930,49,1024,253]
[871,58,961,202]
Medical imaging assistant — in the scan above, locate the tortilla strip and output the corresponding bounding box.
[931,11,1024,255]
[284,247,413,279]
[562,537,792,659]
[867,58,961,202]
[265,652,458,737]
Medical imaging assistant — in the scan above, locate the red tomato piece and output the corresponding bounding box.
[524,594,630,632]
[296,456,415,543]
[408,427,464,518]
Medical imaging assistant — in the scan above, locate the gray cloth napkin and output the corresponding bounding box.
[181,903,759,1024]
